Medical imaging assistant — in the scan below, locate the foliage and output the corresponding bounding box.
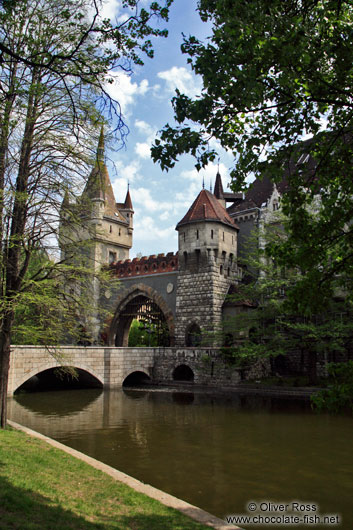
[222,221,353,384]
[151,0,353,312]
[11,249,117,346]
[128,318,169,347]
[311,361,353,413]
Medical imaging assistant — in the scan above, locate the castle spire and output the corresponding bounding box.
[213,170,224,199]
[97,124,105,162]
[124,185,133,210]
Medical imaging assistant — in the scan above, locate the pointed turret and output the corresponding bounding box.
[82,127,119,218]
[214,171,224,199]
[124,185,133,210]
[213,171,226,208]
[120,184,134,230]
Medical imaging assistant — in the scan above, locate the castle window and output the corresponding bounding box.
[227,267,230,276]
[185,323,201,347]
[211,229,214,239]
[223,232,225,241]
[109,225,112,233]
[183,232,185,241]
[119,228,121,236]
[273,201,279,211]
[183,251,188,269]
[109,251,116,264]
[232,235,234,244]
[196,229,199,239]
[220,265,223,275]
[195,249,200,270]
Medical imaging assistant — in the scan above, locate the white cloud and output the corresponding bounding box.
[112,160,143,201]
[159,211,170,221]
[157,66,202,97]
[134,215,176,245]
[133,120,158,159]
[181,161,231,187]
[135,143,151,159]
[132,187,174,212]
[106,73,149,115]
[134,120,154,135]
[100,0,120,21]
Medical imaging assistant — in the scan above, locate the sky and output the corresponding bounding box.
[100,0,236,258]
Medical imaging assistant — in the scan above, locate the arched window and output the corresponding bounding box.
[185,323,201,347]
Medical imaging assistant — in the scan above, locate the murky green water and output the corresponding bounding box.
[7,389,353,528]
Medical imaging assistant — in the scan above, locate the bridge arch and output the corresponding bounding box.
[13,361,104,394]
[107,283,175,346]
[122,370,152,387]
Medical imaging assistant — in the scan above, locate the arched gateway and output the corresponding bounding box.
[106,283,175,346]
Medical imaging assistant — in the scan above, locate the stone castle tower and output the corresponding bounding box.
[60,127,133,272]
[175,185,240,346]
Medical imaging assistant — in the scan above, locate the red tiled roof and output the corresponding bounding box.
[176,189,238,229]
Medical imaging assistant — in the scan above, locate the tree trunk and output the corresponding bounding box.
[0,68,39,429]
[0,311,14,428]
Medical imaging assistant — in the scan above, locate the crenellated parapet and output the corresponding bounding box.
[110,252,178,278]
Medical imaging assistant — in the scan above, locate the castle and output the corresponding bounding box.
[60,131,285,348]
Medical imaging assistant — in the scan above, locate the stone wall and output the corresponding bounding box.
[8,345,270,395]
[153,348,270,388]
[175,250,240,346]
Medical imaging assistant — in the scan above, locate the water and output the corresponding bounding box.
[7,388,353,528]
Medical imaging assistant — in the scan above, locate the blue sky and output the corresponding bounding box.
[102,0,236,258]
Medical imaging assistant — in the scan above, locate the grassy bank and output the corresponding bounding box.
[0,428,210,530]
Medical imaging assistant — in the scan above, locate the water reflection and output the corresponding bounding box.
[7,389,353,529]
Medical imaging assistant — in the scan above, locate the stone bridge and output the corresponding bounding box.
[8,345,269,395]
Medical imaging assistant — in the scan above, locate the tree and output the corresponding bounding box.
[151,0,353,312]
[0,0,172,428]
[222,220,353,386]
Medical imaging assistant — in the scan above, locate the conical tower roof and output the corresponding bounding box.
[176,189,237,229]
[82,127,119,217]
[124,186,133,210]
[213,171,224,199]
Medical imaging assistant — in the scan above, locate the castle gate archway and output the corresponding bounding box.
[107,284,175,347]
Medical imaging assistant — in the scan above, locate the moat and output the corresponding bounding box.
[7,388,353,529]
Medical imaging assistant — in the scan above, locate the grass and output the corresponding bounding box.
[0,428,211,530]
